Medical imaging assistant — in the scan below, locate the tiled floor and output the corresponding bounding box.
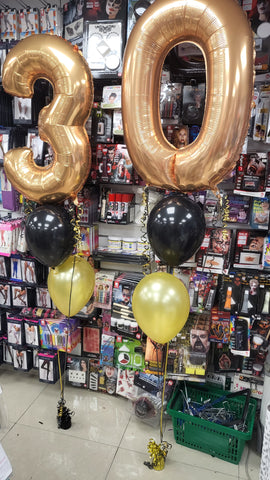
[0,366,262,480]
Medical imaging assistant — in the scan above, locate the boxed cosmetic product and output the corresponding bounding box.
[93,271,114,309]
[82,325,101,358]
[233,230,266,270]
[114,337,144,371]
[39,317,81,353]
[66,355,89,388]
[234,152,267,197]
[250,197,270,229]
[91,104,113,143]
[98,365,118,395]
[101,85,122,109]
[195,228,234,274]
[83,21,124,78]
[100,334,115,366]
[225,194,251,224]
[84,0,126,21]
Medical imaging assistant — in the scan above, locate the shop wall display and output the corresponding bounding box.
[0,0,268,466]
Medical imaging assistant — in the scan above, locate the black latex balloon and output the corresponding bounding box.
[147,194,206,267]
[25,205,75,267]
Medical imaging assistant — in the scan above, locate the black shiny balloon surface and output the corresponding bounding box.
[147,194,206,267]
[25,205,75,267]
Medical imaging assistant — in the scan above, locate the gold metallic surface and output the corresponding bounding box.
[122,0,255,192]
[132,272,190,344]
[2,35,93,204]
[48,255,95,317]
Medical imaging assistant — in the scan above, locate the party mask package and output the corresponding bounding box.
[234,152,268,197]
[84,0,126,21]
[195,227,234,274]
[233,229,266,270]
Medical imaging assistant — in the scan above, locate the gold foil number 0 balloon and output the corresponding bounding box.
[2,35,93,204]
[122,0,255,192]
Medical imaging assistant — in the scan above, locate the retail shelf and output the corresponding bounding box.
[93,250,149,265]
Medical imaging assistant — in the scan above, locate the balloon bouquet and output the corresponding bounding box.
[121,0,254,470]
[2,35,96,429]
[2,34,96,317]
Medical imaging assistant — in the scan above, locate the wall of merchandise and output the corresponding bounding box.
[0,0,269,427]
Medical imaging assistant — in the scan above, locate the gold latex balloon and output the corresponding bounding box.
[2,35,93,204]
[48,255,95,317]
[132,272,190,344]
[122,0,255,192]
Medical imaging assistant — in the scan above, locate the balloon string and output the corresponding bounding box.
[57,348,63,399]
[221,192,230,229]
[160,342,169,444]
[69,198,83,252]
[23,199,36,216]
[140,185,151,275]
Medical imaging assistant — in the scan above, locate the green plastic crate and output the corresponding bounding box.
[166,382,257,464]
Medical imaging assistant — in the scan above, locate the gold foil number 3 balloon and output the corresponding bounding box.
[122,0,255,192]
[2,34,93,204]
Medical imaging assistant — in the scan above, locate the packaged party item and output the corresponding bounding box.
[18,8,39,39]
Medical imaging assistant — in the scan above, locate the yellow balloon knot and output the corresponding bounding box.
[145,438,172,471]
